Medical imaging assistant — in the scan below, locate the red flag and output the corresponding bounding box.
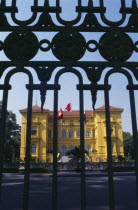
[65,103,71,111]
[58,108,63,120]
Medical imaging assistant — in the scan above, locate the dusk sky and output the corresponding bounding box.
[0,0,138,133]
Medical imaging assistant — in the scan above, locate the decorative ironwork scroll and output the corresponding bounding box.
[0,0,138,106]
[0,0,138,210]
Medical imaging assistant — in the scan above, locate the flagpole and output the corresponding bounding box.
[60,119,63,162]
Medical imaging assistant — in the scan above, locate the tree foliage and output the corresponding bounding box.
[0,101,21,162]
[123,131,134,160]
[66,146,89,169]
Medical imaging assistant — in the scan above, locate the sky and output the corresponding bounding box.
[0,0,138,133]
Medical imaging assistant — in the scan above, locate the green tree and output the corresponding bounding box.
[66,146,89,170]
[0,101,21,162]
[123,131,134,160]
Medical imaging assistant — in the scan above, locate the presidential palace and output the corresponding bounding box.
[20,105,124,162]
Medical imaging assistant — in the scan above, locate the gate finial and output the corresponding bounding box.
[40,82,47,112]
[91,83,97,111]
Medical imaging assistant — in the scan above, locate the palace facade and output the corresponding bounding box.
[20,105,124,162]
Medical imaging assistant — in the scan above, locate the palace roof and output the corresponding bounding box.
[95,105,123,112]
[20,105,47,112]
[20,105,123,114]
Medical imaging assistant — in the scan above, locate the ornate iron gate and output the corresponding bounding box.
[0,0,138,210]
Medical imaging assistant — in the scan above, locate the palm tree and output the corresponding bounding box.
[66,146,89,170]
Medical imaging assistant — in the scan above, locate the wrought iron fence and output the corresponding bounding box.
[0,0,138,210]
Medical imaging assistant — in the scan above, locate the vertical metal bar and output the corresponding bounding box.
[79,88,86,210]
[52,87,58,210]
[0,88,9,199]
[56,0,60,7]
[129,89,138,196]
[104,88,115,210]
[78,0,82,7]
[60,119,63,162]
[23,87,33,210]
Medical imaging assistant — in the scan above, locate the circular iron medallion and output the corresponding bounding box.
[52,31,86,61]
[99,31,133,62]
[4,30,39,61]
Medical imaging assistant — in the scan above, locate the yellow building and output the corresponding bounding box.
[20,105,124,162]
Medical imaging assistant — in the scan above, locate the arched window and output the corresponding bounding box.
[86,130,90,138]
[69,130,74,138]
[86,145,91,153]
[31,144,36,154]
[62,145,66,156]
[31,128,37,135]
[62,130,66,138]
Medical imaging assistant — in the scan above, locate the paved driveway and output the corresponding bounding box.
[0,173,138,210]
